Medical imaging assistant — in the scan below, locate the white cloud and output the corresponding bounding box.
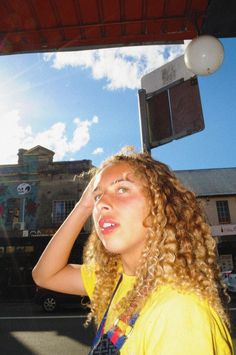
[68,116,99,154]
[43,44,185,90]
[0,107,99,164]
[92,147,104,155]
[91,116,99,124]
[0,109,32,164]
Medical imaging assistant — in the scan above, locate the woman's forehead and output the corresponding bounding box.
[94,162,136,186]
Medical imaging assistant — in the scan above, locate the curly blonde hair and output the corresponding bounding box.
[83,148,230,329]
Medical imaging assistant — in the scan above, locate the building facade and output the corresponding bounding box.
[0,145,93,239]
[176,168,236,271]
[0,146,93,297]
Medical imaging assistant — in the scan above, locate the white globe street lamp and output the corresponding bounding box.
[184,35,224,76]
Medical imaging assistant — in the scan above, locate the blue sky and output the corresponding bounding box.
[0,37,235,171]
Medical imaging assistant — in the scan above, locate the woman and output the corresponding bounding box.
[32,148,234,354]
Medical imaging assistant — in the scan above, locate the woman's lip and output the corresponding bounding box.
[100,223,119,235]
[98,218,119,234]
[98,218,118,228]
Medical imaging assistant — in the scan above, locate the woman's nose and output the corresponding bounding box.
[96,193,112,211]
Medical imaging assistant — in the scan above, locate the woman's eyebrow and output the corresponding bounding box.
[93,175,134,192]
[110,177,133,185]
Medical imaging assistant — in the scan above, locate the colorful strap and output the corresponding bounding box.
[92,275,139,351]
[92,275,123,347]
[107,313,139,349]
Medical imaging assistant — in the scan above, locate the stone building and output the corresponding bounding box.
[0,145,93,297]
[0,145,93,238]
[176,168,236,271]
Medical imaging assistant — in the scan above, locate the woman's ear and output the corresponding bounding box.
[143,212,152,228]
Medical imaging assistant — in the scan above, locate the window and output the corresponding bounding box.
[6,198,20,226]
[25,245,34,253]
[219,254,233,272]
[6,246,15,254]
[52,200,75,224]
[216,200,231,224]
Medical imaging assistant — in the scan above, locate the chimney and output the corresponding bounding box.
[18,148,27,164]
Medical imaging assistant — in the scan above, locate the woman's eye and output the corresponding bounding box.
[117,187,128,194]
[94,194,102,201]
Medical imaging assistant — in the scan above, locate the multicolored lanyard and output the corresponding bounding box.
[92,275,139,350]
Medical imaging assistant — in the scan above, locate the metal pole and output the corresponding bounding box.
[138,89,151,154]
[22,197,25,226]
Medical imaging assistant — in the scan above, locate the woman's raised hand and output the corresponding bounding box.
[32,175,97,295]
[77,176,96,214]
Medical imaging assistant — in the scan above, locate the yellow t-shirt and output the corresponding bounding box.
[81,264,234,355]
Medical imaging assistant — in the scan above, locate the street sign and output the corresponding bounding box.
[138,55,205,152]
[141,55,194,94]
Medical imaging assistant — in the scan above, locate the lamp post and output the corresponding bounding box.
[184,35,224,76]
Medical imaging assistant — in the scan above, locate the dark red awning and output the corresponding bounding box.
[0,0,235,55]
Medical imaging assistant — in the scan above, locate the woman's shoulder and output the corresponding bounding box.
[151,284,205,303]
[145,284,216,322]
[137,285,233,355]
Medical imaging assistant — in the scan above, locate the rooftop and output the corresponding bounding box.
[175,167,236,196]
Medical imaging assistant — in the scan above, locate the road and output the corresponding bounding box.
[0,301,95,355]
[0,297,236,355]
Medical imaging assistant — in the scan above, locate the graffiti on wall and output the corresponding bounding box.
[17,183,31,195]
[26,199,39,216]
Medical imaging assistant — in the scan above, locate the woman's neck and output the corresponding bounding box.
[121,257,137,276]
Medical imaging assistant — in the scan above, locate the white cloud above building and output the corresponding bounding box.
[0,107,99,164]
[43,44,185,90]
